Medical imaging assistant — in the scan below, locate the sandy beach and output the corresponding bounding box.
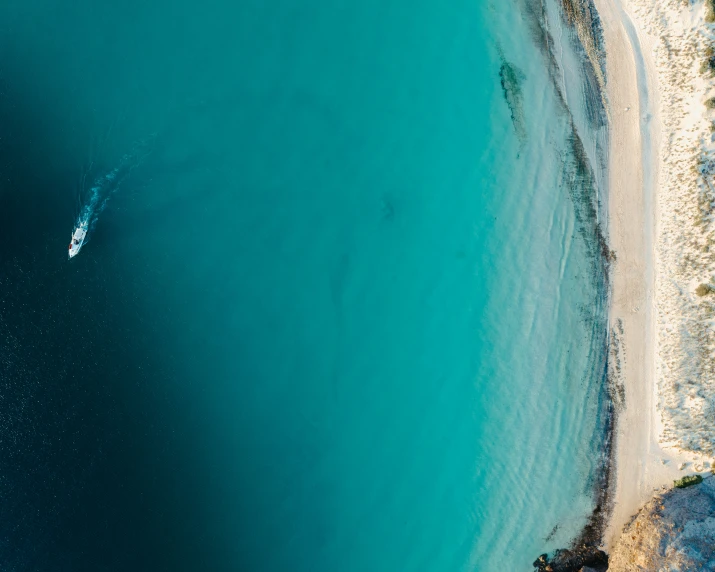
[594,0,715,550]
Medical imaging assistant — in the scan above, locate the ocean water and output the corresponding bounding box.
[0,0,609,570]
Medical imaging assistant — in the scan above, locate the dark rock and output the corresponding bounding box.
[533,545,608,572]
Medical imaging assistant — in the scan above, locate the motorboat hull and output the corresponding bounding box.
[68,224,88,259]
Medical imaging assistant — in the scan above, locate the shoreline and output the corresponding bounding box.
[595,0,715,552]
[595,0,677,550]
[595,0,659,547]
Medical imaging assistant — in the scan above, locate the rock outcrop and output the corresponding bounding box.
[609,475,715,571]
[533,545,608,572]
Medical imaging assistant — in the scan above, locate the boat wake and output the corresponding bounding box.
[68,137,154,259]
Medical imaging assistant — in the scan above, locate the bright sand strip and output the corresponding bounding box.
[595,0,715,548]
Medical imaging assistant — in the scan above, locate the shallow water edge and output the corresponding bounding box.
[520,0,618,566]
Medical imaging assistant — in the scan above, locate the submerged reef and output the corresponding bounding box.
[498,55,527,142]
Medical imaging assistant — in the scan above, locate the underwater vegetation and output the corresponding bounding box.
[498,54,527,143]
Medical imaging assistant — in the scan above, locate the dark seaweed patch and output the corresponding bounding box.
[558,0,607,83]
[519,0,607,131]
[560,127,613,549]
[499,57,527,142]
[563,125,612,282]
[545,524,560,542]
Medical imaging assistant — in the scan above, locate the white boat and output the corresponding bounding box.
[68,223,88,259]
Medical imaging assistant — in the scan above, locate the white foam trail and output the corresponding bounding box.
[69,138,154,258]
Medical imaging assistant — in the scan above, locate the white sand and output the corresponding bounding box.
[593,0,715,549]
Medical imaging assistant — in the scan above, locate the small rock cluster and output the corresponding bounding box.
[532,545,608,572]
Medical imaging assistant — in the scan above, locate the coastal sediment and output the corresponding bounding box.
[597,0,715,557]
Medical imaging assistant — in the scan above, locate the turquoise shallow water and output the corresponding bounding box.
[0,0,609,570]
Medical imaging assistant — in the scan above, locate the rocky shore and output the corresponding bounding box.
[608,474,715,571]
[533,474,715,571]
[533,545,608,572]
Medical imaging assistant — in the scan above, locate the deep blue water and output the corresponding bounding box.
[0,0,609,570]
